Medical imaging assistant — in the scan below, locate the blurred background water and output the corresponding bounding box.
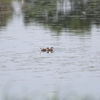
[0,0,100,100]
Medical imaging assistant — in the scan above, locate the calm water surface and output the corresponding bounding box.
[0,0,100,99]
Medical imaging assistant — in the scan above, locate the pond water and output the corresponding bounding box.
[0,0,100,100]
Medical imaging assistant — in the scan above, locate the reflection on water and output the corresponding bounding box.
[0,0,100,100]
[22,0,100,34]
[0,2,12,29]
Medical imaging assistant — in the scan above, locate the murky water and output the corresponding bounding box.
[0,0,100,99]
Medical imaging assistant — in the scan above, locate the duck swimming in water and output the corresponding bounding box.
[40,47,54,52]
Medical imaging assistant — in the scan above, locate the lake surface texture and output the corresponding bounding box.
[0,0,100,100]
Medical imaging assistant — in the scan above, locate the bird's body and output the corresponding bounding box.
[40,47,54,52]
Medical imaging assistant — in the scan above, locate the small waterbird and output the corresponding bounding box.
[40,47,54,52]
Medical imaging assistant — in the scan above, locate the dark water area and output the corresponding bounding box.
[0,0,100,100]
